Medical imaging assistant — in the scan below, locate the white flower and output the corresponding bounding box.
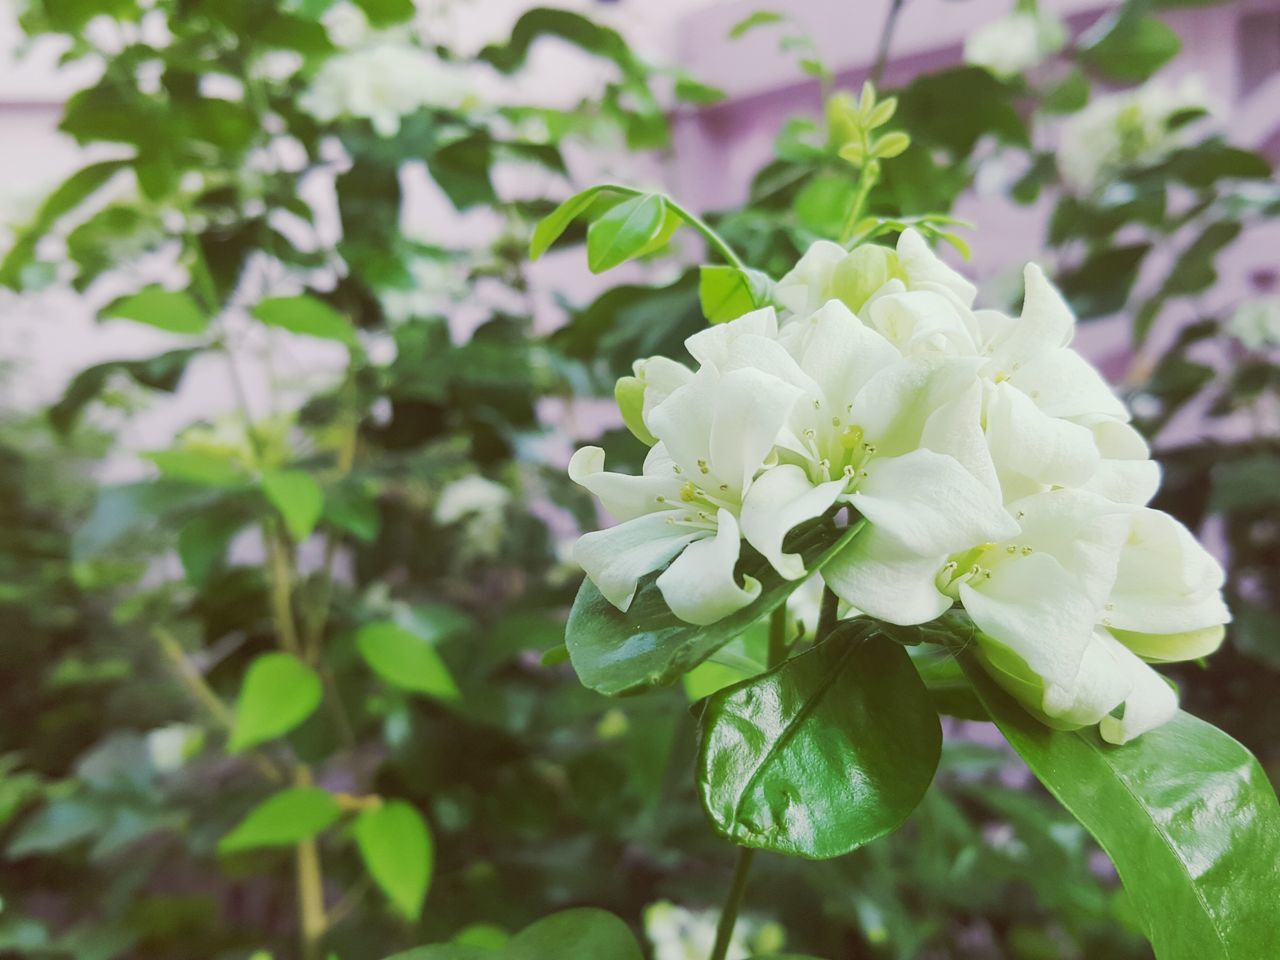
[300,42,466,137]
[964,10,1067,79]
[1228,295,1280,351]
[1058,75,1216,195]
[435,475,510,525]
[644,901,774,960]
[146,724,204,772]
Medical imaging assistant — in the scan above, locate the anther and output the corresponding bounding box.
[1020,546,1032,556]
[697,458,710,474]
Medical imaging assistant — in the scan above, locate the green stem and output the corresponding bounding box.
[767,604,788,670]
[839,159,879,246]
[816,586,840,643]
[709,846,756,960]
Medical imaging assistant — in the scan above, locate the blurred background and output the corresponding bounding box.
[0,0,1277,958]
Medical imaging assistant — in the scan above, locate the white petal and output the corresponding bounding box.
[573,513,701,611]
[985,381,1100,496]
[1097,634,1179,744]
[1046,628,1133,727]
[739,464,848,579]
[851,449,1019,556]
[866,289,981,356]
[1010,347,1128,420]
[1109,624,1225,663]
[984,263,1074,374]
[775,240,848,315]
[1080,419,1160,505]
[657,510,761,625]
[684,306,779,370]
[960,552,1102,714]
[1107,509,1230,634]
[921,377,1001,494]
[634,356,694,422]
[779,299,900,414]
[822,526,952,625]
[896,228,977,308]
[568,446,681,522]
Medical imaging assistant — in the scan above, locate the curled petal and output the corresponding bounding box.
[1098,634,1179,745]
[896,228,977,309]
[740,464,848,579]
[568,446,681,522]
[985,382,1100,498]
[573,513,701,612]
[657,510,761,625]
[685,307,779,370]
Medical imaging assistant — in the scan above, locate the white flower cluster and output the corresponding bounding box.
[964,8,1067,80]
[570,232,1230,744]
[299,41,465,137]
[1058,75,1215,195]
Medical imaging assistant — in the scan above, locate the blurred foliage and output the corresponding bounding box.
[0,0,1275,958]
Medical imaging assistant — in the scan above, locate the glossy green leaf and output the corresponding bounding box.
[1081,13,1181,83]
[698,264,774,323]
[228,653,322,753]
[251,295,356,346]
[100,286,208,334]
[261,469,324,542]
[698,625,941,858]
[962,655,1280,960]
[356,621,460,700]
[566,516,864,696]
[218,787,340,853]
[586,193,667,273]
[355,801,433,920]
[530,186,614,260]
[384,908,640,960]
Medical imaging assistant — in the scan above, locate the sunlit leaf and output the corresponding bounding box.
[355,801,433,920]
[228,653,322,753]
[218,787,340,853]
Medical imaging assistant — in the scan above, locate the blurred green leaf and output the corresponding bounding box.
[229,653,322,753]
[100,286,208,334]
[219,787,340,853]
[146,449,248,489]
[251,295,357,346]
[729,10,783,38]
[356,621,460,701]
[355,801,434,920]
[1080,13,1181,83]
[262,469,325,542]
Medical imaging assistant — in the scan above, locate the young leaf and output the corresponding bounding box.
[228,653,322,753]
[530,185,621,260]
[698,265,774,324]
[356,621,460,700]
[218,787,340,853]
[729,10,783,39]
[101,286,208,334]
[565,517,864,696]
[698,625,942,858]
[962,655,1280,960]
[145,449,248,489]
[251,295,357,346]
[586,193,668,273]
[354,801,434,920]
[261,469,324,543]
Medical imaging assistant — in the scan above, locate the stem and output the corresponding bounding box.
[817,586,840,643]
[870,0,907,87]
[296,834,328,960]
[839,159,879,246]
[709,847,756,960]
[265,524,302,658]
[767,604,788,669]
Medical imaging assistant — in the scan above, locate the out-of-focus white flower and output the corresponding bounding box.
[300,42,466,137]
[1228,295,1280,350]
[379,257,469,325]
[644,901,781,960]
[436,475,512,560]
[964,9,1067,79]
[435,475,511,525]
[1058,75,1217,195]
[146,723,204,772]
[322,2,371,47]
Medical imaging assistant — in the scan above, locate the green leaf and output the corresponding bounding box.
[228,653,322,753]
[793,174,857,240]
[506,909,642,960]
[145,449,248,489]
[1041,68,1089,114]
[218,787,340,854]
[698,265,774,324]
[8,799,107,858]
[530,186,616,260]
[1160,221,1241,297]
[261,469,325,542]
[50,348,196,432]
[352,0,414,27]
[356,621,460,700]
[251,295,356,346]
[698,625,941,858]
[962,655,1280,960]
[1055,243,1150,319]
[729,10,783,38]
[1081,13,1181,83]
[586,193,668,273]
[565,516,864,696]
[178,506,250,585]
[354,801,433,920]
[100,286,208,334]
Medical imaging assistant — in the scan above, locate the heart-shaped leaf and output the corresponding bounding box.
[228,652,322,753]
[962,654,1280,960]
[355,801,433,920]
[698,625,941,858]
[219,786,340,854]
[566,516,863,696]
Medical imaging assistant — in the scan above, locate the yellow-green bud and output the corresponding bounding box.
[615,375,656,446]
[830,243,900,313]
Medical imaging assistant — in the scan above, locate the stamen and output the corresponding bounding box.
[696,458,710,474]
